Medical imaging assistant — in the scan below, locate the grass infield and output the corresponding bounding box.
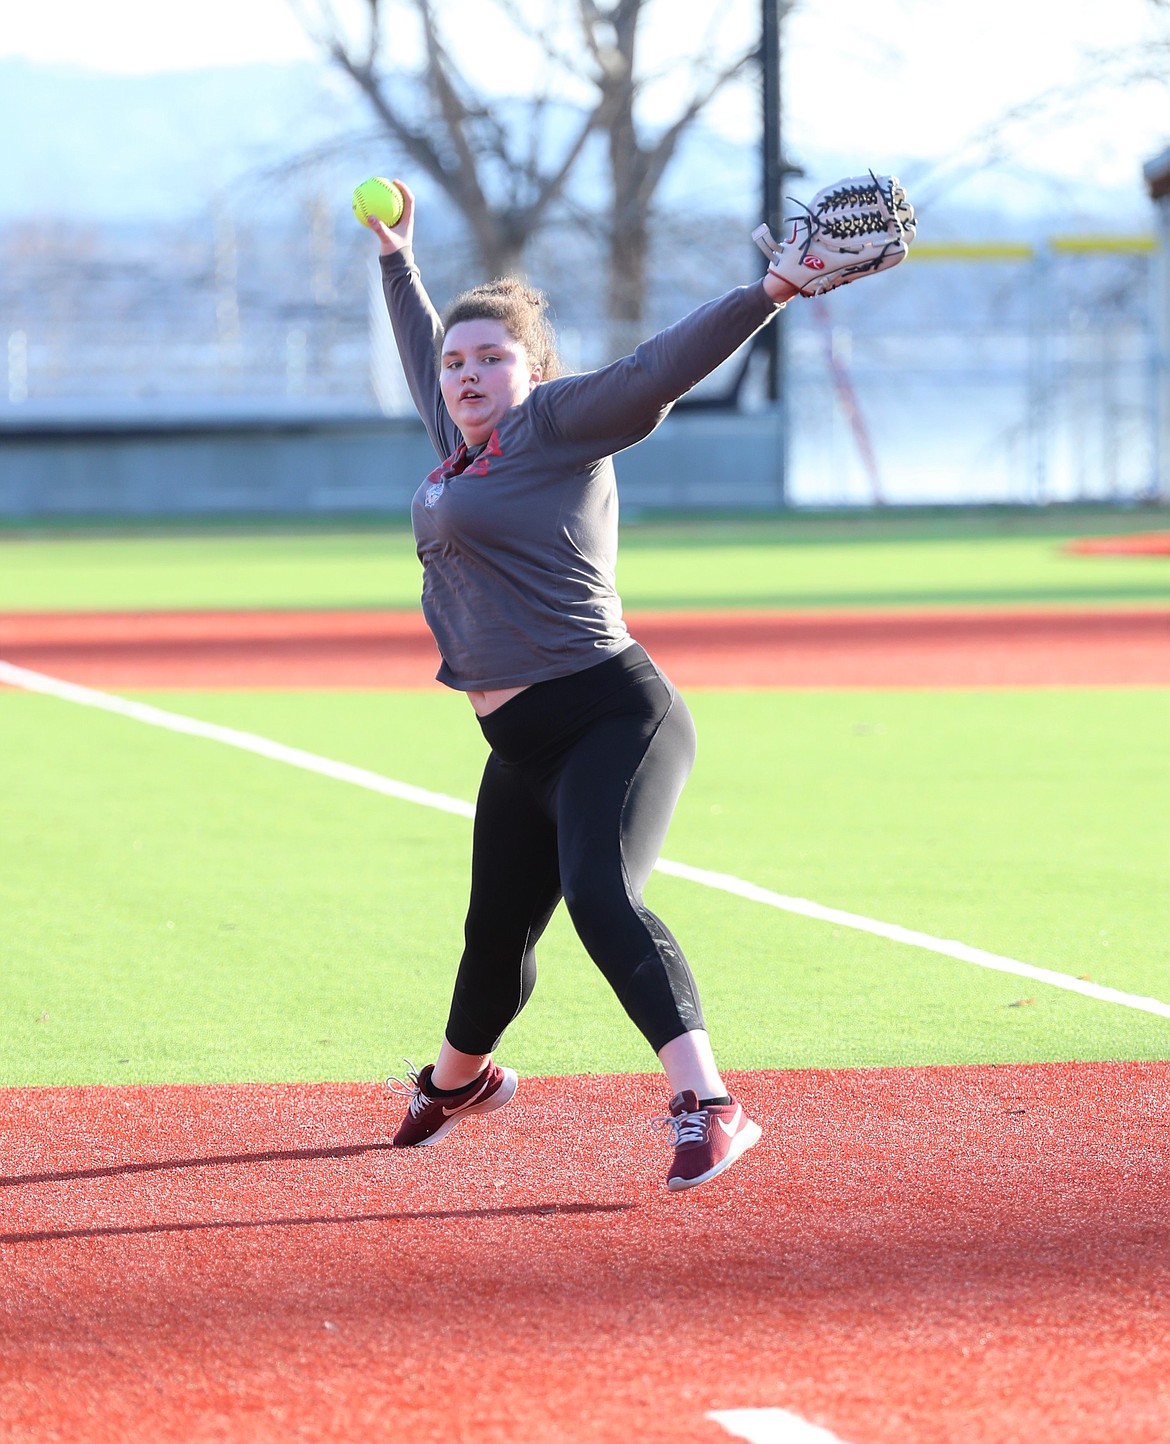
[2,510,1168,1088]
[3,685,1167,1087]
[1,508,1168,614]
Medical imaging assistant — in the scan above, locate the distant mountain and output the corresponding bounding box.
[0,59,373,222]
[0,57,1156,237]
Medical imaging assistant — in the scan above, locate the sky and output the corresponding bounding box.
[1,0,1168,226]
[0,0,318,72]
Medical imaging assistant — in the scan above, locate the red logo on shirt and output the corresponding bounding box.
[464,429,502,476]
[426,429,503,490]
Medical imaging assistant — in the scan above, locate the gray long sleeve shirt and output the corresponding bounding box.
[381,248,780,691]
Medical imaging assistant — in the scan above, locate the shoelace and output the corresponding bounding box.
[386,1059,433,1117]
[651,1106,711,1149]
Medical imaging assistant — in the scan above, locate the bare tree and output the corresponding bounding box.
[288,0,596,278]
[498,1,759,333]
[289,0,759,330]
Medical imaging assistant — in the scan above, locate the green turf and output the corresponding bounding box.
[1,509,1168,612]
[3,686,1167,1087]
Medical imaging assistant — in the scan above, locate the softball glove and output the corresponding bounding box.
[752,173,916,297]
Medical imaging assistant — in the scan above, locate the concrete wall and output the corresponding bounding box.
[0,409,787,518]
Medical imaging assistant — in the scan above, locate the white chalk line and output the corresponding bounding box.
[4,659,1169,1023]
[0,661,475,820]
[654,858,1170,1018]
[708,1409,851,1444]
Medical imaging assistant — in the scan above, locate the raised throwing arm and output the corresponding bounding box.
[368,180,460,459]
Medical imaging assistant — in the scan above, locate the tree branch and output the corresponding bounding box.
[636,42,758,205]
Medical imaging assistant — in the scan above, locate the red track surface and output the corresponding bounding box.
[3,605,1170,688]
[2,1064,1168,1444]
[1066,532,1170,556]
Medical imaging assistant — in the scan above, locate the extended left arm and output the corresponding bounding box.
[535,280,788,450]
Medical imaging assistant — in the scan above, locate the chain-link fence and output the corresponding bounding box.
[1,215,1163,506]
[786,238,1160,506]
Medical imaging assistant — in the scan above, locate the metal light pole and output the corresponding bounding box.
[761,0,800,504]
[1143,148,1170,499]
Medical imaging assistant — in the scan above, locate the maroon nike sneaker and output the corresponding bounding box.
[388,1060,518,1147]
[655,1090,762,1191]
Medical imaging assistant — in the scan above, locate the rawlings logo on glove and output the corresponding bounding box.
[753,172,916,297]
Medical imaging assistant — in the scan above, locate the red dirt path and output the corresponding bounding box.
[1067,531,1170,556]
[2,1063,1168,1444]
[3,605,1170,688]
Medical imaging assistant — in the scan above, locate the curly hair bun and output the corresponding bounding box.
[440,277,562,380]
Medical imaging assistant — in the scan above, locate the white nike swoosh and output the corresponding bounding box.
[716,1105,743,1138]
[441,1077,491,1116]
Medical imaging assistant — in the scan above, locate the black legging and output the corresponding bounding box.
[444,643,706,1057]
